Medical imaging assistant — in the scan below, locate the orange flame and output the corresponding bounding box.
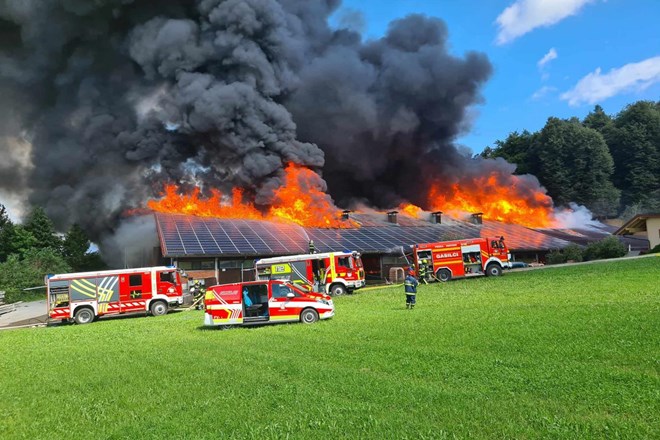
[399,203,423,218]
[428,174,556,228]
[147,163,353,228]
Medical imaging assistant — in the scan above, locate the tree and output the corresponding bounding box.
[534,118,620,216]
[0,204,10,229]
[0,248,71,303]
[582,105,612,133]
[63,223,90,271]
[480,130,537,175]
[605,101,660,208]
[10,226,38,259]
[62,224,108,271]
[23,207,63,254]
[0,204,15,262]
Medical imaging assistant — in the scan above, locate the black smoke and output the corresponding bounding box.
[0,0,495,246]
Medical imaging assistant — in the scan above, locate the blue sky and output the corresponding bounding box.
[331,0,660,153]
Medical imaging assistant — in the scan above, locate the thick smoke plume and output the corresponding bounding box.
[1,0,498,257]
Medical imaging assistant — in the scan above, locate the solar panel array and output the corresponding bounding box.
[307,226,475,254]
[155,212,581,257]
[480,221,572,251]
[155,213,309,257]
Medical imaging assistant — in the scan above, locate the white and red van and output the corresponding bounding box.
[203,280,334,328]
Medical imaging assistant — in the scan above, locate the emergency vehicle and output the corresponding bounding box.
[412,237,511,282]
[254,251,365,296]
[203,280,334,327]
[46,266,185,324]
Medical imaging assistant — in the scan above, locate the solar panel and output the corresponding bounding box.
[155,212,579,258]
[480,221,572,250]
[306,224,480,254]
[155,213,309,257]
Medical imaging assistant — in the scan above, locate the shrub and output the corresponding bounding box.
[583,236,627,261]
[546,250,566,265]
[563,244,584,262]
[648,244,660,254]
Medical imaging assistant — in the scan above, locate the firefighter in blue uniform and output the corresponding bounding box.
[404,267,419,309]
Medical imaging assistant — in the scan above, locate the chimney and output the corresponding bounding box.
[387,211,398,224]
[430,211,443,224]
[470,212,483,225]
[341,210,351,220]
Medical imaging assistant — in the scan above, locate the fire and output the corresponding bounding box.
[427,174,556,228]
[399,203,423,218]
[147,163,352,228]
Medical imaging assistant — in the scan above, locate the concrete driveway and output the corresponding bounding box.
[0,300,47,329]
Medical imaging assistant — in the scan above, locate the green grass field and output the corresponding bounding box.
[1,257,658,439]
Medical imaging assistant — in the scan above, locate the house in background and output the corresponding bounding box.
[613,213,660,251]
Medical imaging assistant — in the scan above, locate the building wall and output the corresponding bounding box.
[647,218,660,249]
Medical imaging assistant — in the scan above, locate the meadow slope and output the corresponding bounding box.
[0,257,658,439]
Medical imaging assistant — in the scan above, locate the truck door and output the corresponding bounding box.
[120,273,149,312]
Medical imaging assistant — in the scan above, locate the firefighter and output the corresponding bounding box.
[404,268,419,309]
[309,240,316,254]
[418,260,428,284]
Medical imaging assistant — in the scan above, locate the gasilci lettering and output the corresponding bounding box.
[436,252,459,259]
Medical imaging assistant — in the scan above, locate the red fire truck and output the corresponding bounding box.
[46,266,185,324]
[255,251,365,296]
[412,237,511,282]
[203,280,334,328]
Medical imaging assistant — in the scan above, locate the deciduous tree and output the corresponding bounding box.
[535,118,619,216]
[605,101,660,208]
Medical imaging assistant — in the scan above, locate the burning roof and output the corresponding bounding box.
[154,211,575,258]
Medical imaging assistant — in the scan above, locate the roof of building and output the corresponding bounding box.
[155,212,581,258]
[613,213,660,235]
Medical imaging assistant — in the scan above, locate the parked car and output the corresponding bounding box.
[509,261,529,269]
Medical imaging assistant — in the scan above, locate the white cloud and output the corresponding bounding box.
[538,48,558,68]
[531,85,558,100]
[496,0,596,45]
[561,56,660,106]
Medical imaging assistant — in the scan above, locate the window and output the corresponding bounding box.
[177,259,215,270]
[272,284,293,299]
[218,260,253,269]
[159,272,173,283]
[337,257,353,269]
[129,274,142,286]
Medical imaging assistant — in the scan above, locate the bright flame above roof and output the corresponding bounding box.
[427,173,557,228]
[147,163,355,228]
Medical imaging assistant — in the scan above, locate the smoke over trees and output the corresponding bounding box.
[0,0,497,244]
[482,101,660,218]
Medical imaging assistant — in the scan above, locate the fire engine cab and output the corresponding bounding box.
[204,280,334,327]
[413,237,511,282]
[254,251,365,296]
[46,266,185,324]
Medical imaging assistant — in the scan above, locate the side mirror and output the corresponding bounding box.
[286,292,295,299]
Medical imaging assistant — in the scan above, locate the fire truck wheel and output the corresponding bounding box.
[73,307,95,325]
[150,301,168,317]
[486,264,503,277]
[300,308,319,324]
[436,269,452,282]
[329,284,347,296]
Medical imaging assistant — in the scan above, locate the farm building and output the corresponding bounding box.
[135,210,641,285]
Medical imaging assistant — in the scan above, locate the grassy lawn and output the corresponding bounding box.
[0,257,658,439]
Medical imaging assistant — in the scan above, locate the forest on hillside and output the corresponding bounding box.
[480,100,660,219]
